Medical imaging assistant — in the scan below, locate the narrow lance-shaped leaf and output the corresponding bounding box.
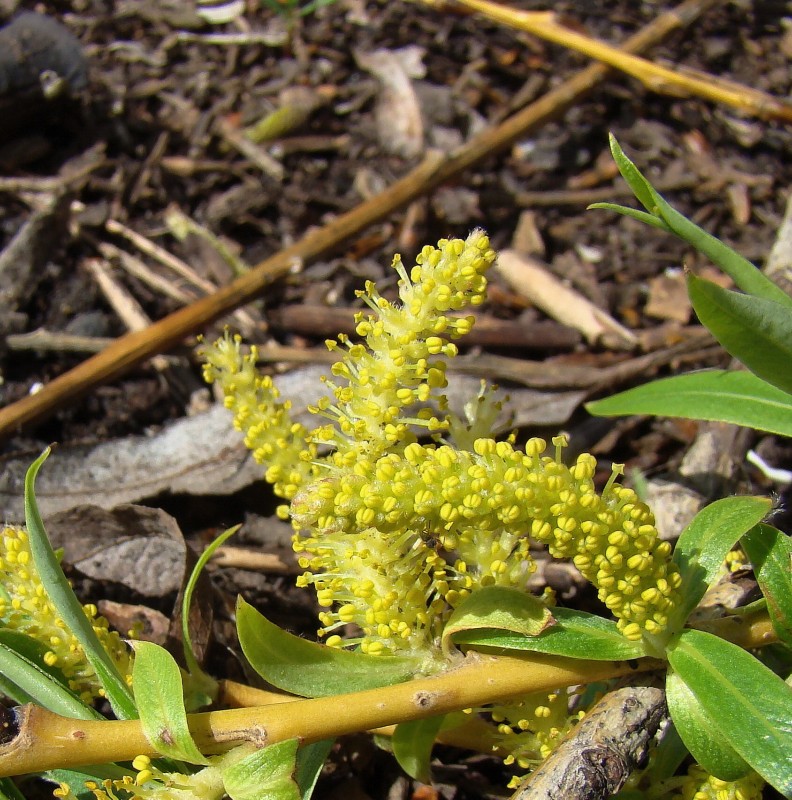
[667,629,792,796]
[605,132,659,213]
[587,202,668,230]
[450,606,646,661]
[586,370,792,438]
[668,496,770,632]
[687,273,792,396]
[741,523,792,649]
[597,136,792,309]
[180,526,239,707]
[0,633,99,720]
[666,668,750,781]
[24,449,137,720]
[237,598,419,697]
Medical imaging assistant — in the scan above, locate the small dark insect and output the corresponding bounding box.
[0,12,87,98]
[419,530,440,550]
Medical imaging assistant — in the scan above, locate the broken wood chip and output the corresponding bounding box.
[495,249,637,349]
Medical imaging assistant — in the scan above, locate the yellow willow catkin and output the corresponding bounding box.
[204,230,681,656]
[0,525,133,702]
[292,436,681,651]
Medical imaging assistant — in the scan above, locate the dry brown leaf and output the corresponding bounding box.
[44,504,187,598]
[354,46,425,158]
[0,402,260,523]
[98,600,171,644]
[645,268,691,323]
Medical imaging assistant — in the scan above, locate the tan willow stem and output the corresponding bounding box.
[0,651,659,776]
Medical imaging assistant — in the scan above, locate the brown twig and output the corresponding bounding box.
[104,218,219,296]
[215,117,285,182]
[495,250,637,349]
[210,546,294,574]
[267,305,581,351]
[104,217,259,334]
[5,330,115,355]
[454,331,718,390]
[0,0,718,440]
[82,258,171,374]
[96,241,198,306]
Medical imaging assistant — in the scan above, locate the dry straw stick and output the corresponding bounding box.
[448,0,792,124]
[0,0,718,440]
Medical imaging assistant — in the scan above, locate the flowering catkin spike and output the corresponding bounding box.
[0,525,133,703]
[292,437,681,644]
[669,763,764,800]
[201,332,319,518]
[316,230,496,461]
[203,231,681,656]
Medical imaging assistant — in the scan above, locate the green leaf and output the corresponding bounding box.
[392,716,444,783]
[587,203,668,230]
[0,669,30,708]
[181,527,239,706]
[42,766,134,800]
[606,134,661,214]
[643,720,689,784]
[441,586,554,655]
[0,777,26,800]
[0,632,98,719]
[741,524,792,649]
[586,370,792,437]
[223,739,300,800]
[0,630,94,717]
[603,136,792,309]
[237,598,419,697]
[450,607,646,660]
[669,497,771,631]
[661,204,792,309]
[667,628,792,795]
[687,274,792,396]
[666,668,750,780]
[0,628,51,666]
[295,740,334,800]
[131,640,209,765]
[24,449,137,720]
